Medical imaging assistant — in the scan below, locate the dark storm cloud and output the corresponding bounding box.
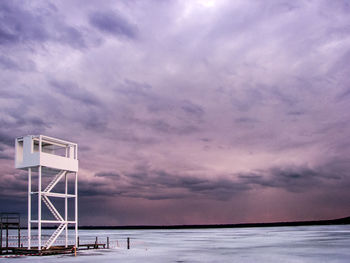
[0,170,29,221]
[0,132,14,146]
[0,1,49,45]
[0,0,90,50]
[116,80,204,119]
[114,79,204,135]
[180,100,205,117]
[50,79,100,106]
[56,24,87,49]
[95,172,121,178]
[0,107,51,135]
[89,10,138,39]
[337,87,350,101]
[0,144,11,160]
[78,180,125,198]
[239,166,322,193]
[287,111,304,116]
[84,158,350,203]
[0,171,27,198]
[43,83,109,131]
[123,170,246,199]
[234,117,259,124]
[81,169,250,201]
[267,167,321,192]
[0,55,36,71]
[0,154,11,160]
[115,79,153,103]
[15,116,50,129]
[147,119,199,135]
[0,55,20,70]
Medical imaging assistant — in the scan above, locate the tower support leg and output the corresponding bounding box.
[75,172,78,247]
[28,167,31,249]
[65,173,68,248]
[38,165,42,250]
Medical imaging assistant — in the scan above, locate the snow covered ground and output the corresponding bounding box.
[2,225,350,262]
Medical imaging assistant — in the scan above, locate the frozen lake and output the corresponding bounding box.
[1,225,350,262]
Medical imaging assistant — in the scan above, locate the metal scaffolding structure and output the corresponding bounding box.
[15,135,78,251]
[0,213,21,254]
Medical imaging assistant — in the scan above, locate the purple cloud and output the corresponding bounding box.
[1,0,350,225]
[89,10,138,39]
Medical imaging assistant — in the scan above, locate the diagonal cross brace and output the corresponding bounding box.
[45,223,66,249]
[42,195,64,221]
[44,170,67,193]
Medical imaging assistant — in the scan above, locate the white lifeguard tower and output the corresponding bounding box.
[15,135,78,250]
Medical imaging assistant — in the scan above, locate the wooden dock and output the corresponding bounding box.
[1,246,75,256]
[0,213,21,254]
[1,243,107,257]
[0,237,109,257]
[78,243,106,249]
[16,246,75,255]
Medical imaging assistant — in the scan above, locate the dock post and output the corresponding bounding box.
[77,236,80,247]
[38,165,42,251]
[28,167,31,249]
[6,223,8,253]
[18,223,20,248]
[107,237,109,249]
[127,237,130,249]
[65,172,68,248]
[95,237,98,248]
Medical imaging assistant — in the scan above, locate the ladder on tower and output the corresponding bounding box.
[15,135,79,252]
[42,196,63,221]
[44,171,66,193]
[44,223,66,249]
[41,170,68,249]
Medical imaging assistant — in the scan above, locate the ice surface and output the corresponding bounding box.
[1,225,350,262]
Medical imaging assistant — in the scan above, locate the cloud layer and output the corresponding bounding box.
[1,0,350,225]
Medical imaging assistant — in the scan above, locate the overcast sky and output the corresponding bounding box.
[1,0,350,226]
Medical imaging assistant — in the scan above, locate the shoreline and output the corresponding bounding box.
[80,216,350,230]
[18,216,350,230]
